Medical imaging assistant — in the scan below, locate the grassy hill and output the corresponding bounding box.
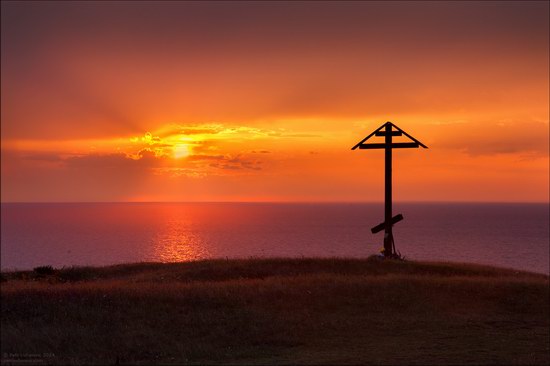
[1,257,549,365]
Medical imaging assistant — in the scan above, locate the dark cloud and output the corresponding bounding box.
[64,151,162,169]
[187,153,263,171]
[14,149,266,174]
[22,153,63,162]
[137,148,157,160]
[187,154,225,162]
[221,155,262,171]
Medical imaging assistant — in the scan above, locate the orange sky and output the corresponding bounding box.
[1,1,548,202]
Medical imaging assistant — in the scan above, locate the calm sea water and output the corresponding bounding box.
[1,203,548,274]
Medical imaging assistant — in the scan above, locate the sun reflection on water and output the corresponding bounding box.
[151,218,209,262]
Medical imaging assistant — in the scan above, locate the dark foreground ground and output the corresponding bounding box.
[1,257,549,365]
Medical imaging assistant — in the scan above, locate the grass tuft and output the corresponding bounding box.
[32,265,56,276]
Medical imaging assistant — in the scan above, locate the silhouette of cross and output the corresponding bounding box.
[352,122,427,258]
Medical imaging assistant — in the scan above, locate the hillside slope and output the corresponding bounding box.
[2,257,549,365]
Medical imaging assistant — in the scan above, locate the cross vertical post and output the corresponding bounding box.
[384,123,393,256]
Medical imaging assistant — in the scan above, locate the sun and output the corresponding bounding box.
[174,144,190,159]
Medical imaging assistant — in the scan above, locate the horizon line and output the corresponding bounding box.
[1,200,549,204]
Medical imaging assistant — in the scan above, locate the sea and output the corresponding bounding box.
[1,202,548,274]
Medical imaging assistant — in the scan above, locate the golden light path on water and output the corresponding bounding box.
[151,218,210,262]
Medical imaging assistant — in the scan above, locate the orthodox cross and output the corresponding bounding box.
[351,122,427,258]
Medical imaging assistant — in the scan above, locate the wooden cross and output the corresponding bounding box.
[351,122,427,258]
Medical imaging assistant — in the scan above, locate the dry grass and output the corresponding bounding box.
[1,257,549,365]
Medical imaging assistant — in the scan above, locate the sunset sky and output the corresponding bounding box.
[1,1,548,202]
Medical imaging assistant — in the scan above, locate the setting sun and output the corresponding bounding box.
[174,144,190,159]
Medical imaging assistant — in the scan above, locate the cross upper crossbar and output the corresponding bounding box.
[375,131,402,136]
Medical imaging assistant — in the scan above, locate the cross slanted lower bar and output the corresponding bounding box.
[351,122,427,258]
